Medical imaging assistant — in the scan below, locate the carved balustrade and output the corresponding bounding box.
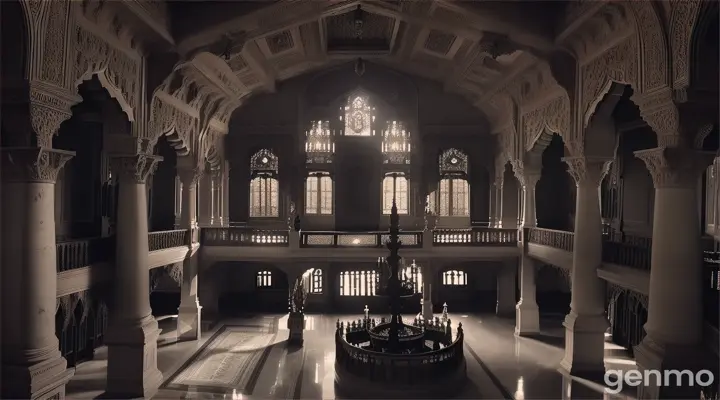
[601,240,652,271]
[301,231,423,248]
[201,227,289,246]
[148,229,190,251]
[526,227,575,252]
[433,228,517,246]
[56,237,114,272]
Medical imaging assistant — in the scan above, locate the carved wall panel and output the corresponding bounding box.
[41,1,69,86]
[669,1,703,90]
[628,2,669,93]
[580,36,638,124]
[522,94,572,153]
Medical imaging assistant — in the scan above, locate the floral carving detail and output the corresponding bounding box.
[74,25,139,114]
[669,0,701,89]
[581,37,638,122]
[29,86,80,148]
[41,1,69,85]
[562,156,613,186]
[629,2,668,92]
[110,155,162,184]
[634,147,714,189]
[523,94,571,149]
[1,148,74,183]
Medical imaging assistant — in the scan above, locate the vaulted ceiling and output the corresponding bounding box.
[166,0,566,107]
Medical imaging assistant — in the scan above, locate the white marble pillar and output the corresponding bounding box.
[560,156,612,378]
[196,173,212,226]
[494,179,504,228]
[1,148,76,399]
[222,161,230,226]
[421,263,434,320]
[177,166,203,340]
[496,259,517,317]
[105,154,163,398]
[514,165,540,335]
[210,169,221,226]
[633,147,715,399]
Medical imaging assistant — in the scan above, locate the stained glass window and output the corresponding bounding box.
[339,270,377,296]
[257,270,272,287]
[311,269,323,294]
[442,270,468,286]
[305,173,333,215]
[382,120,411,164]
[382,174,409,214]
[305,120,334,163]
[249,149,279,217]
[427,148,470,216]
[342,95,374,136]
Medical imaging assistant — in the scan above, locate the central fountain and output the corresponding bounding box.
[334,200,467,398]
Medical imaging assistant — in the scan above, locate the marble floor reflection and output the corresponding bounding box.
[66,313,638,399]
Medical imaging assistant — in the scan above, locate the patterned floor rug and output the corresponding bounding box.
[162,322,278,395]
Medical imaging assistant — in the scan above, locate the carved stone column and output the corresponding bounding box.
[105,154,163,398]
[210,168,222,226]
[560,156,612,378]
[1,148,76,400]
[633,146,715,399]
[177,165,204,341]
[513,164,540,335]
[196,173,212,226]
[496,259,517,317]
[493,178,504,227]
[222,160,230,226]
[174,175,182,228]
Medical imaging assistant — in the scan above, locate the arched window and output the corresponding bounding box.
[341,94,375,136]
[382,173,409,214]
[442,270,468,286]
[400,260,423,294]
[382,120,411,164]
[311,269,323,294]
[339,270,377,296]
[249,149,279,217]
[429,148,470,216]
[305,172,333,215]
[257,270,273,287]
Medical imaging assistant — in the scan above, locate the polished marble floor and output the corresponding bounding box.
[66,313,638,399]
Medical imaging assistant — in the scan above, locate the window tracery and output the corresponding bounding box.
[442,270,468,286]
[311,269,322,294]
[305,120,334,164]
[382,120,411,164]
[257,270,273,287]
[400,260,423,294]
[382,173,409,215]
[340,95,375,136]
[428,149,470,216]
[339,270,377,296]
[250,149,279,217]
[305,172,333,215]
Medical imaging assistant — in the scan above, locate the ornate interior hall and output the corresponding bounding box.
[1,0,719,399]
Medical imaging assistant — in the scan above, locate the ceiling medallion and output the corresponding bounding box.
[355,57,365,77]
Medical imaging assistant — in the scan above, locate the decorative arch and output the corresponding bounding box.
[627,2,670,93]
[523,93,573,154]
[670,1,705,89]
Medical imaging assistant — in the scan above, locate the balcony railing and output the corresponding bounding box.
[433,228,517,246]
[202,227,289,246]
[148,229,189,251]
[301,231,424,248]
[56,236,114,273]
[527,228,575,252]
[601,240,651,271]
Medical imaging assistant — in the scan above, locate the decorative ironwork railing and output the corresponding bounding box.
[526,228,575,252]
[301,231,423,248]
[147,229,189,251]
[601,240,651,271]
[56,236,114,273]
[202,227,289,246]
[433,228,517,246]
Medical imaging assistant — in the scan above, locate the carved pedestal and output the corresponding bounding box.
[287,312,306,346]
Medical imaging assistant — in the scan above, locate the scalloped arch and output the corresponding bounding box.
[75,69,135,122]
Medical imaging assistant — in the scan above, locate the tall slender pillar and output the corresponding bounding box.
[494,178,504,227]
[560,156,612,378]
[1,148,76,399]
[222,161,230,226]
[210,168,221,226]
[496,259,517,316]
[105,154,163,398]
[177,165,203,340]
[633,147,715,399]
[174,175,182,228]
[513,162,540,335]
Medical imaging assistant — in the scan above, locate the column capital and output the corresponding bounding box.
[178,166,204,186]
[110,154,162,184]
[1,147,75,183]
[562,156,613,187]
[511,160,541,188]
[634,146,714,189]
